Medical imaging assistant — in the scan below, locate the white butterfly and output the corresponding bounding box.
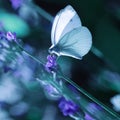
[49,5,92,60]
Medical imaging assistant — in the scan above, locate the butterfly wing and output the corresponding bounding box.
[49,26,92,59]
[51,5,82,45]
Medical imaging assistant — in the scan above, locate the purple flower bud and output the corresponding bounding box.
[45,84,59,95]
[58,98,79,116]
[10,0,23,9]
[6,31,16,41]
[44,84,61,100]
[85,113,95,120]
[45,54,57,72]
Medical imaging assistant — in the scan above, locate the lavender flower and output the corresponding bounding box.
[10,0,23,9]
[45,54,57,72]
[44,84,59,95]
[6,32,16,41]
[0,31,16,41]
[58,98,79,116]
[86,103,102,113]
[44,84,61,100]
[85,113,95,120]
[37,78,61,100]
[86,102,103,119]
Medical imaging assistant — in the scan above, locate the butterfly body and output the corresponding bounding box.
[49,5,92,60]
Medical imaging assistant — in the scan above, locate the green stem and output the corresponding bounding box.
[15,40,44,65]
[60,74,120,119]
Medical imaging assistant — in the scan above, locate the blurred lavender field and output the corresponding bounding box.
[0,0,120,120]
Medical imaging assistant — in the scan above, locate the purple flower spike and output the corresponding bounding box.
[58,98,79,116]
[6,31,16,41]
[45,54,57,72]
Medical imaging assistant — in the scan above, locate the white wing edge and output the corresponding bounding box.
[51,5,78,45]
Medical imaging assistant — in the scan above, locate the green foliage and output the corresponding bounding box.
[0,11,30,37]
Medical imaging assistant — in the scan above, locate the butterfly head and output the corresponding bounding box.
[49,44,61,57]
